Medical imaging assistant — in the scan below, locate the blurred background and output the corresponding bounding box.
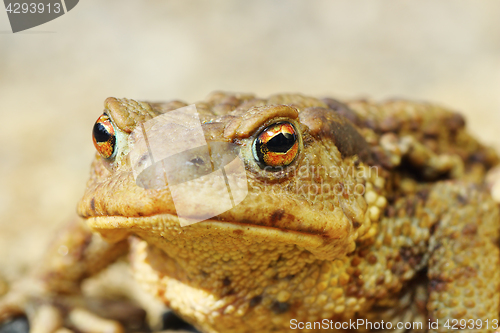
[0,0,499,280]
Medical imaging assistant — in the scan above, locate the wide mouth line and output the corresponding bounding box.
[86,213,325,238]
[86,213,328,252]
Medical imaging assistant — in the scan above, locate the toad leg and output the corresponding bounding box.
[0,217,128,332]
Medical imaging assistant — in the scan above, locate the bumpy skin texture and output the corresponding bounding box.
[2,92,500,333]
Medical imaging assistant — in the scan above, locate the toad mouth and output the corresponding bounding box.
[86,213,326,250]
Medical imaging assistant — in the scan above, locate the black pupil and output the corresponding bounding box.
[93,122,111,143]
[266,131,295,152]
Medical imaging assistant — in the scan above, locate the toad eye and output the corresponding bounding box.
[92,114,116,159]
[252,122,299,168]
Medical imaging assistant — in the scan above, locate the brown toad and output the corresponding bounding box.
[1,92,500,333]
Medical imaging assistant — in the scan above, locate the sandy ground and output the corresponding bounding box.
[0,0,499,286]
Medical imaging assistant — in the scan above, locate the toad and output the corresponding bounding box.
[1,92,500,333]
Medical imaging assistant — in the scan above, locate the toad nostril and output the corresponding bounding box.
[189,157,204,166]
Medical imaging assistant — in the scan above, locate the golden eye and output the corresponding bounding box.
[92,114,116,159]
[252,122,299,168]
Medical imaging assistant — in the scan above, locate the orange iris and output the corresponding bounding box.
[253,122,299,168]
[92,114,116,159]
